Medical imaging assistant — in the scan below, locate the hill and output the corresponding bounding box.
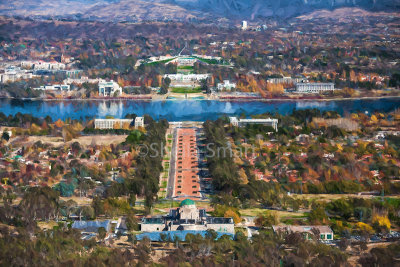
[1,0,399,22]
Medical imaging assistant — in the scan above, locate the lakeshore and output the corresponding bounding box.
[1,97,400,121]
[2,94,400,102]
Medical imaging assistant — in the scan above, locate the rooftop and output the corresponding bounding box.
[136,230,234,241]
[180,199,195,207]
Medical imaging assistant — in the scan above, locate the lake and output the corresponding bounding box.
[0,98,400,121]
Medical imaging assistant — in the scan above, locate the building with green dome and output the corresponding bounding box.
[179,199,195,207]
[140,199,234,234]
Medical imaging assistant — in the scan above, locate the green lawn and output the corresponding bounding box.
[171,87,202,94]
[177,66,194,70]
[240,208,306,219]
[144,57,176,66]
[193,56,229,65]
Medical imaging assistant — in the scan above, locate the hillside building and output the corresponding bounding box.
[64,76,105,85]
[267,77,308,84]
[242,21,248,30]
[98,80,122,97]
[33,84,71,91]
[0,66,33,83]
[217,80,236,91]
[170,56,198,66]
[21,60,66,70]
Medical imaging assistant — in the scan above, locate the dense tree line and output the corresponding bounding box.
[0,112,52,127]
[122,116,169,211]
[203,118,240,193]
[82,128,132,135]
[0,226,149,266]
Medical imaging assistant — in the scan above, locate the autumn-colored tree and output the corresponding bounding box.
[355,222,374,234]
[113,121,121,129]
[341,87,356,97]
[238,168,248,184]
[371,214,391,232]
[266,83,284,95]
[54,119,64,128]
[224,208,241,224]
[122,122,130,130]
[29,123,42,135]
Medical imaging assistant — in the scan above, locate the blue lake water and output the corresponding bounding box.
[0,98,400,121]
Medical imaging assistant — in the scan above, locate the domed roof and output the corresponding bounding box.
[179,199,195,207]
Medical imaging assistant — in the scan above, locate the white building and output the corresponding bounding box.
[33,84,70,91]
[242,21,248,30]
[0,66,33,83]
[22,60,66,70]
[170,56,198,66]
[295,82,335,94]
[163,73,211,82]
[267,77,308,84]
[94,119,133,129]
[140,199,234,234]
[229,117,278,131]
[0,72,33,83]
[217,80,236,91]
[163,73,211,88]
[135,117,144,129]
[98,80,122,97]
[64,76,105,85]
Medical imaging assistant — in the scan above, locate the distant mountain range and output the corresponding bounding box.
[1,0,399,22]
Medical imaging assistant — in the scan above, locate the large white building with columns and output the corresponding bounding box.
[94,119,133,129]
[295,82,335,94]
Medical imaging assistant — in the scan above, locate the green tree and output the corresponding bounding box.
[98,227,107,241]
[1,131,10,141]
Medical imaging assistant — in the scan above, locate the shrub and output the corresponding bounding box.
[371,214,391,232]
[355,222,374,234]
